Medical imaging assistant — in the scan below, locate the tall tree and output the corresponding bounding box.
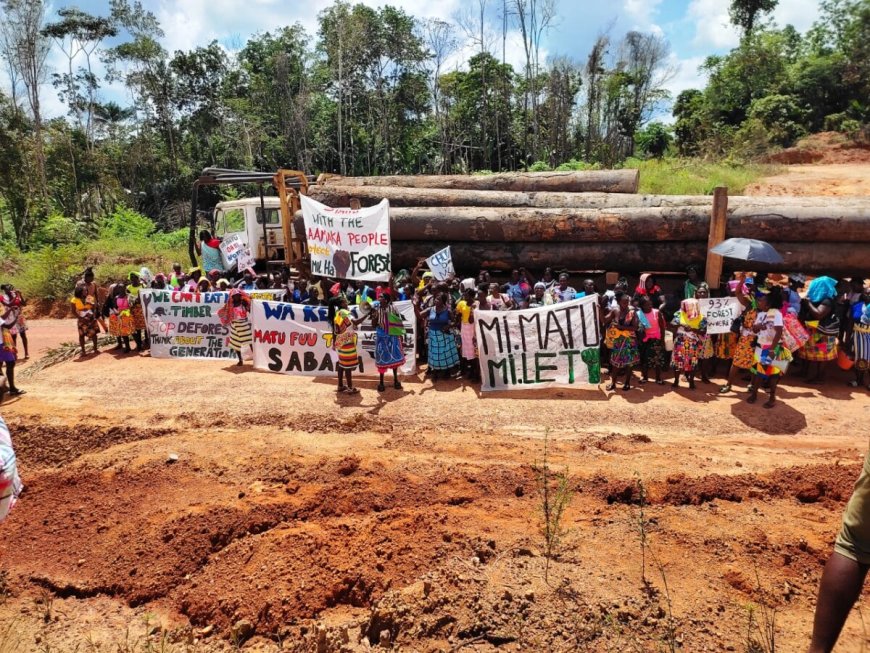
[729,0,779,35]
[0,0,50,197]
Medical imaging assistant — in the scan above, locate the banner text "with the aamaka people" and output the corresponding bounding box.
[300,195,391,282]
[476,295,602,391]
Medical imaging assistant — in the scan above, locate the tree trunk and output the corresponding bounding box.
[317,169,640,193]
[297,204,870,243]
[307,185,870,210]
[387,240,868,275]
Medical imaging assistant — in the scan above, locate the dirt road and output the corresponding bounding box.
[745,162,870,197]
[0,319,868,652]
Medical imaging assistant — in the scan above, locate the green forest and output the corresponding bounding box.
[0,0,867,266]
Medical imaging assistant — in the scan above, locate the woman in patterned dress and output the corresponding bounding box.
[71,285,99,356]
[606,291,640,391]
[0,285,28,360]
[671,298,708,390]
[218,289,252,366]
[694,284,715,383]
[720,276,757,394]
[799,276,840,384]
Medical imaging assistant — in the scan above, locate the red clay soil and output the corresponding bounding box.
[1,320,869,651]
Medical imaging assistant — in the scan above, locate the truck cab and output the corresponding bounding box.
[212,197,303,267]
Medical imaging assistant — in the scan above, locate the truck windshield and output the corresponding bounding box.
[215,208,245,235]
[256,207,281,225]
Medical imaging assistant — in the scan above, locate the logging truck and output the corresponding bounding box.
[188,168,313,272]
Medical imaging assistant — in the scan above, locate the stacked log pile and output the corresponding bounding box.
[298,171,870,275]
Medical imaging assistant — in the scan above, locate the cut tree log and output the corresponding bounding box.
[306,184,870,210]
[295,206,870,242]
[317,169,640,193]
[389,241,866,274]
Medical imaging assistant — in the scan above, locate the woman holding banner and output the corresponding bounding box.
[372,290,406,392]
[126,272,147,352]
[747,286,791,408]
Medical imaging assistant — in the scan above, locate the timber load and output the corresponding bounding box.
[298,171,870,275]
[317,169,639,194]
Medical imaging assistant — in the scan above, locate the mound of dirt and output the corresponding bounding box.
[594,462,859,507]
[763,131,870,166]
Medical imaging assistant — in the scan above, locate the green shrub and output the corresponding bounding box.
[528,160,552,172]
[624,156,777,195]
[32,214,85,247]
[555,159,601,171]
[97,207,156,240]
[635,122,673,158]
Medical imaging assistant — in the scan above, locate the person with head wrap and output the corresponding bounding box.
[526,282,554,309]
[634,273,666,309]
[670,297,708,390]
[606,290,640,391]
[746,285,791,408]
[799,276,840,384]
[684,265,701,300]
[720,274,758,394]
[331,295,367,394]
[371,290,406,391]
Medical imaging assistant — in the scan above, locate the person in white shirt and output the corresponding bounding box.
[554,273,577,303]
[747,286,790,408]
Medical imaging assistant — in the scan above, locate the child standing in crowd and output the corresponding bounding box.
[332,296,367,394]
[219,289,253,366]
[107,283,134,353]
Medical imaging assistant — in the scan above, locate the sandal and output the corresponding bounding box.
[719,385,732,394]
[8,388,24,396]
[337,385,346,393]
[621,383,631,391]
[639,378,648,385]
[344,387,360,394]
[606,383,616,391]
[656,379,664,386]
[848,380,859,388]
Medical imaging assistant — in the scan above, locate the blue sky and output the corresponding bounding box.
[30,0,822,119]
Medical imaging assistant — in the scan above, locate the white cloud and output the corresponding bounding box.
[771,0,821,32]
[688,0,740,49]
[686,0,822,52]
[623,0,663,29]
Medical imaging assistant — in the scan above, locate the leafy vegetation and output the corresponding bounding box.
[674,0,868,157]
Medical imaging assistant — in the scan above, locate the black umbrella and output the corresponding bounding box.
[710,238,784,264]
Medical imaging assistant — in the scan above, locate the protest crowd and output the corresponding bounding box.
[3,241,867,409]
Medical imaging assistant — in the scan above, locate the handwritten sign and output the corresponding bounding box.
[250,299,417,376]
[220,234,246,270]
[426,246,454,281]
[699,297,741,335]
[300,195,391,282]
[475,294,602,391]
[141,289,285,359]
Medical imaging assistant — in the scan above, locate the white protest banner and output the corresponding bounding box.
[476,294,602,391]
[699,297,741,335]
[220,234,246,270]
[425,246,454,281]
[300,195,391,282]
[141,289,285,360]
[251,299,417,376]
[235,248,256,273]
